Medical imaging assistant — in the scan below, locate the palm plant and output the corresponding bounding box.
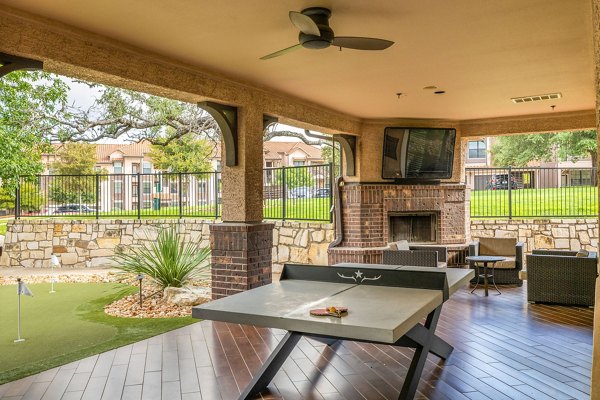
[114,226,210,289]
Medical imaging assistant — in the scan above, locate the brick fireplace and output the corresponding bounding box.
[328,183,469,264]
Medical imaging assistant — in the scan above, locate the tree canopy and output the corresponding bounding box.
[0,71,67,192]
[148,134,215,173]
[491,130,597,167]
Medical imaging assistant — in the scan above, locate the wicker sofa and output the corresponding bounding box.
[383,242,447,268]
[525,249,597,306]
[469,237,524,286]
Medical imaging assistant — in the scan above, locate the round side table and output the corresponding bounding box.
[466,255,506,296]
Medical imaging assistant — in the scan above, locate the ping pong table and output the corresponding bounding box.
[193,263,474,400]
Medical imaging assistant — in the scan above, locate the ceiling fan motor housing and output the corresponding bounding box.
[299,7,334,49]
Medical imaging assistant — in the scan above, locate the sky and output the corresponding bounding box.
[61,76,316,144]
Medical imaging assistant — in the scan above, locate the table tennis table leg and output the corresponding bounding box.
[398,305,443,400]
[238,331,302,400]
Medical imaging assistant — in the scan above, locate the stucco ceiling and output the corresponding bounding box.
[0,0,594,121]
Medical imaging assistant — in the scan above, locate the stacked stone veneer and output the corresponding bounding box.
[470,219,599,253]
[2,219,334,270]
[3,218,596,271]
[2,219,213,268]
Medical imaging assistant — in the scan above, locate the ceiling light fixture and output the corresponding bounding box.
[434,90,445,95]
[423,85,437,90]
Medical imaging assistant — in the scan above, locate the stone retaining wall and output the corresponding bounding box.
[470,219,599,252]
[1,219,334,271]
[3,218,596,270]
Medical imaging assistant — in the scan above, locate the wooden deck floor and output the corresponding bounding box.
[0,285,593,400]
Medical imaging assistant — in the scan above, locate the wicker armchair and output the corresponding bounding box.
[469,238,524,286]
[382,245,447,268]
[525,250,597,306]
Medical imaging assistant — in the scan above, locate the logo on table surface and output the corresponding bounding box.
[337,269,382,284]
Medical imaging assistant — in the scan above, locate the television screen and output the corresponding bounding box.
[382,127,456,180]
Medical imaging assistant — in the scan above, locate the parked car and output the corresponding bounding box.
[313,188,331,198]
[488,174,518,190]
[54,204,97,214]
[288,186,313,199]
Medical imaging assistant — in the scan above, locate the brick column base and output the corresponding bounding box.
[210,222,274,299]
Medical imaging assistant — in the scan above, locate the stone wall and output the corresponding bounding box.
[1,219,334,271]
[470,219,599,252]
[4,218,595,270]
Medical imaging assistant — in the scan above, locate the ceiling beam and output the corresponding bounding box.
[460,110,596,137]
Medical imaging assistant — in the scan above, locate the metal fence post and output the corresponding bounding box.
[214,172,219,219]
[282,166,287,221]
[95,174,100,220]
[15,180,20,220]
[178,172,183,219]
[328,162,333,223]
[137,173,141,219]
[507,166,512,219]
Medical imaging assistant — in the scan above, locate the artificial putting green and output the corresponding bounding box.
[0,282,195,384]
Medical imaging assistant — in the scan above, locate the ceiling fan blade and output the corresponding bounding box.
[289,11,320,36]
[332,37,394,51]
[260,44,302,60]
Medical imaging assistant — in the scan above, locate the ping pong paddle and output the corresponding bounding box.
[310,306,348,318]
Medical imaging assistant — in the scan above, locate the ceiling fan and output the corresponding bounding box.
[260,7,394,60]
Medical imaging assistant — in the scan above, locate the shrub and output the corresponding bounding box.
[114,226,210,289]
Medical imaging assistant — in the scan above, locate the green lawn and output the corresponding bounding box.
[0,221,6,235]
[263,197,332,221]
[470,186,598,218]
[0,283,195,384]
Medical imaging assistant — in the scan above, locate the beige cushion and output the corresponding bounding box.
[492,256,516,269]
[394,240,410,251]
[387,243,398,250]
[479,237,516,256]
[576,249,590,257]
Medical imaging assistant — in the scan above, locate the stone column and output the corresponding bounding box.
[210,105,274,299]
[592,1,600,398]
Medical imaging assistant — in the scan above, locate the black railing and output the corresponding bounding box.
[263,163,333,222]
[466,167,598,218]
[16,164,333,222]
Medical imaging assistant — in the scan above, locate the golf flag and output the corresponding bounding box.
[17,280,33,297]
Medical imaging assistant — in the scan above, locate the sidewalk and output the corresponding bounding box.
[0,267,120,285]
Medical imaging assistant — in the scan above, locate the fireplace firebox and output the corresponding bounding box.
[389,213,438,243]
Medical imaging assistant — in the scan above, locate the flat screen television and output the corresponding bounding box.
[382,127,456,181]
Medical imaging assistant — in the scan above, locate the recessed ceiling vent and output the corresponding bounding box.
[511,93,562,104]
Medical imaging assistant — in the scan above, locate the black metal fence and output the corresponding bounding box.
[263,164,333,221]
[466,167,598,218]
[16,164,333,221]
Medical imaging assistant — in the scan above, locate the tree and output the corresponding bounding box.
[277,167,315,189]
[49,85,221,145]
[48,143,99,204]
[148,134,215,173]
[491,130,597,167]
[0,71,68,192]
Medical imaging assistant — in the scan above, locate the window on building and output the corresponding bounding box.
[132,163,139,174]
[569,170,592,187]
[468,140,486,159]
[143,182,152,194]
[215,160,222,172]
[114,201,123,211]
[114,181,122,194]
[114,161,123,174]
[143,162,152,174]
[293,160,305,166]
